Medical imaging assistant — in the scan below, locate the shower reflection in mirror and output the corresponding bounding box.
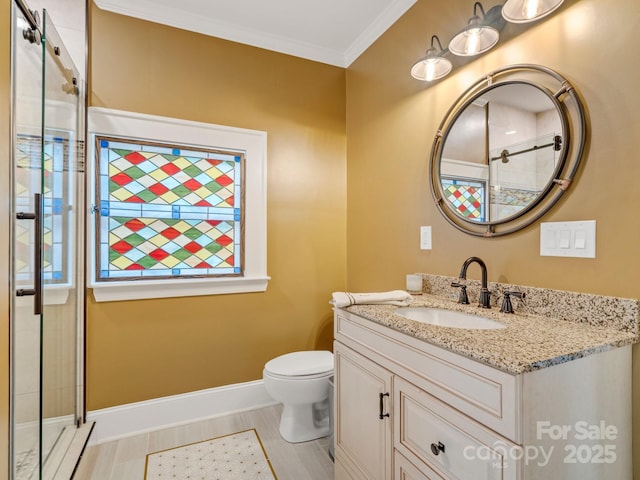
[440,83,562,223]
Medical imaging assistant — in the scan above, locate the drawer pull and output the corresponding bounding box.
[379,392,390,419]
[430,442,446,456]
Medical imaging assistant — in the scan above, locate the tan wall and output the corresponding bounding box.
[88,5,346,409]
[346,0,640,475]
[1,0,11,475]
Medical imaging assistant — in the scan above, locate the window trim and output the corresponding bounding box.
[87,107,269,302]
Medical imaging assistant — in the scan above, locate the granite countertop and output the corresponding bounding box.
[340,293,638,375]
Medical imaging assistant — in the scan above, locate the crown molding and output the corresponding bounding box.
[94,0,416,67]
[343,0,416,66]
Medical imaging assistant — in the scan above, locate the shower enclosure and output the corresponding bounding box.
[11,1,89,478]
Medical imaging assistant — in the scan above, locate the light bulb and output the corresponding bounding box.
[410,41,452,82]
[425,60,436,82]
[464,29,482,55]
[522,0,542,20]
[502,0,564,23]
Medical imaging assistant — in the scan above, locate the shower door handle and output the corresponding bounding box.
[15,193,43,315]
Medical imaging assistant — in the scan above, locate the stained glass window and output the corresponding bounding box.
[15,132,71,286]
[95,136,244,281]
[442,177,486,221]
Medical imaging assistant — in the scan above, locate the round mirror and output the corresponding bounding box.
[430,65,586,237]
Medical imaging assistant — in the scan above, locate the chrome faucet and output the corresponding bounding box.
[452,256,491,308]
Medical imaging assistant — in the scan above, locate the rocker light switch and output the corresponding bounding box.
[540,221,596,258]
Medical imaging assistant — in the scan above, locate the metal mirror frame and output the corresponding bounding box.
[430,64,587,237]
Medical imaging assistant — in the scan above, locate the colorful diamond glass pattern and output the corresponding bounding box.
[96,137,243,280]
[15,133,69,285]
[442,178,485,221]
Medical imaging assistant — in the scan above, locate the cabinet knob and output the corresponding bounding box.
[430,441,445,456]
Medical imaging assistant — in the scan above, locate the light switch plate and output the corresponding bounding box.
[420,226,432,250]
[540,220,596,258]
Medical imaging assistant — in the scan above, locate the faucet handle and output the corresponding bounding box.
[508,291,526,302]
[500,292,514,313]
[500,291,526,313]
[451,282,470,305]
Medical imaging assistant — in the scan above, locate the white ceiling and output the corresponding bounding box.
[93,0,417,67]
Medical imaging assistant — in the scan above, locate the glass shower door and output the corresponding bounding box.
[12,5,45,478]
[40,10,84,477]
[11,4,84,479]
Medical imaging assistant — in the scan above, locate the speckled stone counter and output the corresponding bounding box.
[339,275,639,375]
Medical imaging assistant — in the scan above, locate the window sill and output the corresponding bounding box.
[90,276,270,302]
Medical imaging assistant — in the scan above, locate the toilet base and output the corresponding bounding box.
[279,398,331,443]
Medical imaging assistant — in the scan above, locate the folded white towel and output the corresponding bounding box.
[331,290,414,308]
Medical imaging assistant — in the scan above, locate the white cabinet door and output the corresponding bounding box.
[334,342,393,480]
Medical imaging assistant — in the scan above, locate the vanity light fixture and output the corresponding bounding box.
[410,0,564,83]
[448,2,500,56]
[502,0,564,23]
[411,35,453,82]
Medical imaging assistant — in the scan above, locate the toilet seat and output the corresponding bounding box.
[264,350,333,378]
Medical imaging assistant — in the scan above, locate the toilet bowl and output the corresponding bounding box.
[263,350,334,443]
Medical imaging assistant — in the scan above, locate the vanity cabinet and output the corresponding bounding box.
[333,309,632,480]
[334,344,393,480]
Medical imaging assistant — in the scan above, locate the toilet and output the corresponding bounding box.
[263,350,334,443]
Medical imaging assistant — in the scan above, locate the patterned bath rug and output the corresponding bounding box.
[144,429,277,480]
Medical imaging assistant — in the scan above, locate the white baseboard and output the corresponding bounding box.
[86,380,277,444]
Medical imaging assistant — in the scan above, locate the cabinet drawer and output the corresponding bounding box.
[394,377,521,480]
[395,450,445,480]
[335,311,520,442]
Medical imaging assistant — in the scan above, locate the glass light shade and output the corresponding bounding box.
[502,0,564,23]
[411,52,453,81]
[448,19,499,56]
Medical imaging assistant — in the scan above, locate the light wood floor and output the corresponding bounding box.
[72,405,334,479]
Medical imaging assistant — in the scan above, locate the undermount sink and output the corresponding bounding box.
[394,307,506,330]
